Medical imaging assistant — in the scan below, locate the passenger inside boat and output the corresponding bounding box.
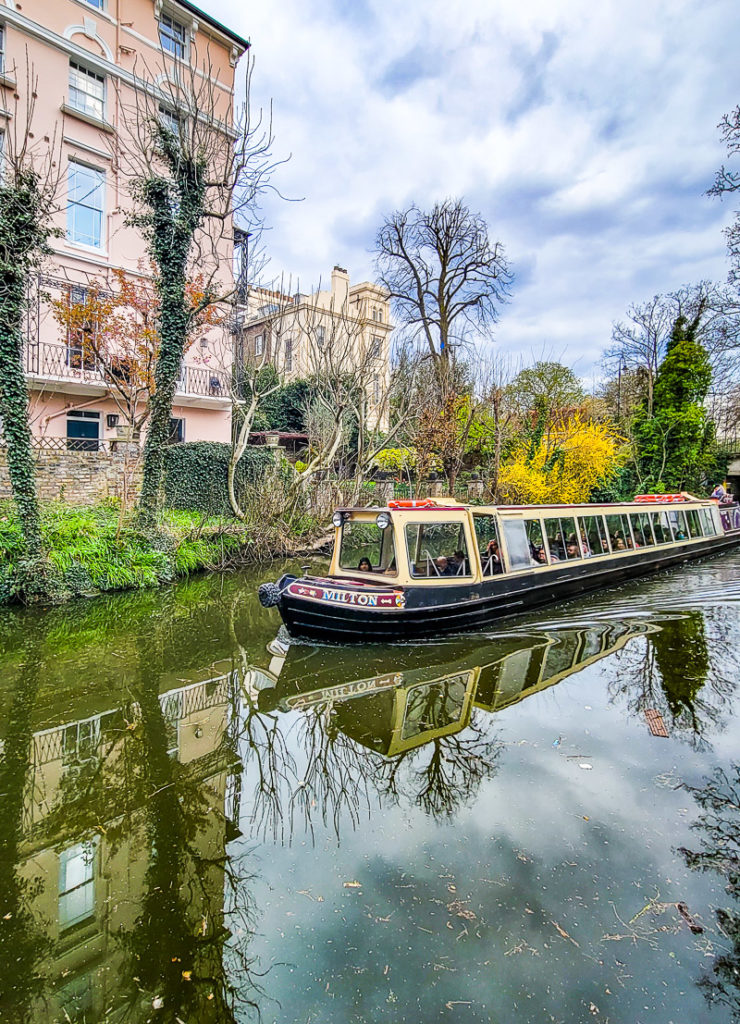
[338,517,398,576]
[406,521,472,578]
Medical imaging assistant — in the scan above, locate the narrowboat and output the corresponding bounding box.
[257,494,740,643]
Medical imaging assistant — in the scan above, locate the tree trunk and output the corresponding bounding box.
[0,290,43,559]
[137,266,189,532]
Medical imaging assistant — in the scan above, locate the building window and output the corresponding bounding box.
[66,286,98,370]
[372,307,382,322]
[159,12,187,58]
[167,417,185,444]
[284,337,292,372]
[372,375,380,404]
[369,335,382,359]
[66,411,101,451]
[69,62,105,122]
[67,163,105,248]
[158,103,180,136]
[58,841,96,931]
[255,333,264,357]
[316,326,325,348]
[84,0,105,7]
[0,25,5,75]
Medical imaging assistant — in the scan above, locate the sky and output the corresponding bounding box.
[209,0,740,379]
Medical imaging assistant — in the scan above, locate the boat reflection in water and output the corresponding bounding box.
[254,621,655,758]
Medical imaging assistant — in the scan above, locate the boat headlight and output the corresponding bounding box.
[376,512,391,530]
[332,511,344,529]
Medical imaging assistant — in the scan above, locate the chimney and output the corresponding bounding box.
[331,265,349,310]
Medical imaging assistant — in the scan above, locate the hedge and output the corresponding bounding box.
[162,441,274,515]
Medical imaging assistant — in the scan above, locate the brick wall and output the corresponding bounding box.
[0,447,142,505]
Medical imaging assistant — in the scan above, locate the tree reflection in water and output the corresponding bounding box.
[240,668,503,840]
[111,628,260,1023]
[0,639,50,1024]
[608,610,737,747]
[679,765,740,1019]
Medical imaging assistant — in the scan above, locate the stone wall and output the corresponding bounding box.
[0,447,142,505]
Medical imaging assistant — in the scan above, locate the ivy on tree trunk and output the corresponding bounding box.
[134,133,207,532]
[0,170,54,560]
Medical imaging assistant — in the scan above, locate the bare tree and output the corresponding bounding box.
[373,198,512,390]
[709,104,740,285]
[0,58,61,562]
[606,283,740,417]
[116,48,278,531]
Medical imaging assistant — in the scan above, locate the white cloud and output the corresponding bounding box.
[210,0,740,374]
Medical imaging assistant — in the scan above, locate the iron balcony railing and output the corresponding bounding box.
[23,340,230,399]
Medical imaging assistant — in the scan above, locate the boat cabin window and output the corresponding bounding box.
[650,511,672,544]
[544,517,582,561]
[502,518,548,570]
[605,513,634,550]
[473,514,503,576]
[630,512,655,547]
[405,521,471,578]
[699,507,717,536]
[685,508,703,538]
[401,674,470,741]
[579,515,609,555]
[339,519,397,574]
[669,509,689,540]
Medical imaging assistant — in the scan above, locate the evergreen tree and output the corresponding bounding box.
[630,306,719,493]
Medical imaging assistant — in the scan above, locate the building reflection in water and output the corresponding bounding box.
[0,629,250,1024]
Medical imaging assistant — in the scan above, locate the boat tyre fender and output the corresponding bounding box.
[258,581,282,608]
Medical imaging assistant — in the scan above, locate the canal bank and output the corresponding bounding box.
[0,552,739,1022]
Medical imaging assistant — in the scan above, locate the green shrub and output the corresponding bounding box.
[162,441,274,515]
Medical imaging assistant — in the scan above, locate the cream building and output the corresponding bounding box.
[238,266,393,430]
[1,0,247,450]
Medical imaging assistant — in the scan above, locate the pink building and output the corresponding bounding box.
[2,0,247,450]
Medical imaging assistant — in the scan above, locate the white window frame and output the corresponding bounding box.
[369,335,382,359]
[0,24,5,76]
[284,337,292,372]
[58,841,97,931]
[158,102,181,136]
[69,61,106,123]
[83,0,105,8]
[316,325,325,348]
[67,161,105,249]
[159,10,188,59]
[255,333,264,357]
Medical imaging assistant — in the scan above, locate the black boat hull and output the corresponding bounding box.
[275,532,740,643]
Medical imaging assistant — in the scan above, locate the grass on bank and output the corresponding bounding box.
[0,500,279,604]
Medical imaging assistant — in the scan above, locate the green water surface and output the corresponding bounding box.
[1,552,740,1023]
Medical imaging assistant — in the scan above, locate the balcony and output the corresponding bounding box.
[23,341,231,406]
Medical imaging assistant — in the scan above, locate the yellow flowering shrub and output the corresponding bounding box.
[499,414,625,504]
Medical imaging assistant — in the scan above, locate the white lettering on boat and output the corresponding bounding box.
[287,582,406,609]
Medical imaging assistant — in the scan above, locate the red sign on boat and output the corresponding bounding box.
[287,582,405,609]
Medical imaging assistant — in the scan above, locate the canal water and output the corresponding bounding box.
[1,552,740,1023]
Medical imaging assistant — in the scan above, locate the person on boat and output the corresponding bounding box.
[614,536,626,551]
[565,540,580,558]
[435,555,454,576]
[711,482,727,501]
[450,550,467,574]
[485,539,503,574]
[357,557,372,572]
[533,546,548,564]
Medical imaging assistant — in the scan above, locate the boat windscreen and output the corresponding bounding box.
[339,520,397,574]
